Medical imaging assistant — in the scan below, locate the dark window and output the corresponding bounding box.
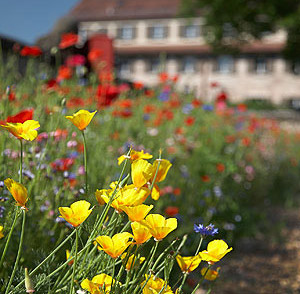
[118,26,135,40]
[148,25,168,39]
[216,55,235,74]
[180,25,200,38]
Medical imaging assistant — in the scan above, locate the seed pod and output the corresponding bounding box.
[25,268,35,293]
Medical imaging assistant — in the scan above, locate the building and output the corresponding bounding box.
[68,0,300,103]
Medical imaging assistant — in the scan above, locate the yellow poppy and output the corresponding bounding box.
[131,222,152,245]
[142,275,174,294]
[199,240,232,264]
[1,120,40,141]
[98,184,150,212]
[66,250,74,266]
[95,189,107,205]
[201,267,220,281]
[0,226,4,239]
[131,159,154,188]
[118,149,153,165]
[95,232,133,259]
[121,204,153,222]
[4,178,28,209]
[65,109,97,131]
[59,200,92,227]
[176,254,202,273]
[121,253,145,271]
[81,273,120,294]
[140,214,177,241]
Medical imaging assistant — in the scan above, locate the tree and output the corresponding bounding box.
[180,0,300,60]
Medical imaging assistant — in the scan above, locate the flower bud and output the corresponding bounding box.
[25,268,35,293]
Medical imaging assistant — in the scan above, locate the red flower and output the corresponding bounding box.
[173,188,181,196]
[66,97,85,109]
[51,158,75,172]
[171,74,179,83]
[192,99,202,108]
[184,116,195,126]
[201,175,210,182]
[46,79,58,90]
[66,54,86,67]
[165,206,179,217]
[216,163,225,173]
[210,81,219,88]
[241,137,251,147]
[118,99,132,108]
[237,104,247,112]
[133,82,144,90]
[20,46,42,57]
[6,109,34,124]
[57,66,72,81]
[225,135,235,143]
[59,33,78,49]
[144,104,156,114]
[158,72,169,83]
[216,91,227,102]
[88,49,103,62]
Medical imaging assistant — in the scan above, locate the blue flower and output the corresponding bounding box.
[202,104,214,111]
[194,223,219,236]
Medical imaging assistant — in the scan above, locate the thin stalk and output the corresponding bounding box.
[19,139,23,184]
[69,228,79,294]
[190,265,211,294]
[195,236,204,255]
[5,209,26,294]
[81,131,88,195]
[0,209,19,269]
[12,229,76,293]
[177,273,188,293]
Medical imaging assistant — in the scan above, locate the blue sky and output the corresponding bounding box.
[0,0,80,44]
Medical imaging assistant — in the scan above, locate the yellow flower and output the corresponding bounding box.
[201,267,220,281]
[81,273,120,294]
[140,214,177,241]
[131,221,152,245]
[121,204,153,222]
[199,240,232,264]
[118,149,153,165]
[4,178,28,209]
[95,189,107,205]
[65,109,97,131]
[131,159,154,188]
[150,159,172,200]
[98,184,150,212]
[176,254,202,273]
[59,200,92,227]
[121,253,145,271]
[0,120,40,141]
[0,226,4,239]
[95,232,133,259]
[142,275,174,294]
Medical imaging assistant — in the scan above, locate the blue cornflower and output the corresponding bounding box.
[194,223,219,236]
[202,104,214,111]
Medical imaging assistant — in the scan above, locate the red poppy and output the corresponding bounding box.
[59,33,78,49]
[165,206,179,217]
[237,104,247,112]
[66,97,85,109]
[51,158,75,172]
[241,137,251,147]
[216,163,225,173]
[46,79,58,90]
[210,81,219,88]
[192,99,202,108]
[145,89,154,97]
[168,99,181,108]
[225,135,235,143]
[201,175,210,182]
[6,109,34,124]
[133,82,144,90]
[144,104,156,114]
[8,91,16,101]
[20,46,42,57]
[216,91,227,102]
[159,72,169,83]
[175,127,184,135]
[173,188,181,196]
[57,66,72,81]
[171,74,179,83]
[184,116,195,126]
[118,99,132,108]
[66,54,86,67]
[88,49,103,62]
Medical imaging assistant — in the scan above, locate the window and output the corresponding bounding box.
[117,60,132,75]
[182,56,197,73]
[182,25,200,38]
[216,55,234,74]
[291,61,300,75]
[148,25,167,39]
[255,57,267,74]
[118,25,135,40]
[150,59,160,73]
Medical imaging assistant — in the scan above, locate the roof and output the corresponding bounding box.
[69,0,182,21]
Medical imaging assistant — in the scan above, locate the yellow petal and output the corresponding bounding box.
[131,159,154,188]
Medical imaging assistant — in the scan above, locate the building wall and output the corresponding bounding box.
[79,18,300,103]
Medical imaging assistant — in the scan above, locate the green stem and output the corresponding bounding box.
[69,228,79,294]
[82,131,88,196]
[5,209,26,294]
[195,236,204,255]
[19,139,23,184]
[12,229,76,293]
[0,209,19,269]
[177,273,188,293]
[190,265,211,294]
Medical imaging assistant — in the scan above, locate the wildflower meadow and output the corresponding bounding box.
[0,42,300,293]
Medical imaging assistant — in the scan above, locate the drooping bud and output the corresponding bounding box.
[25,268,35,293]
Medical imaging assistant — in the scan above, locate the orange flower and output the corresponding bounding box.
[4,178,28,209]
[118,150,153,165]
[65,110,97,131]
[81,273,120,293]
[1,120,40,141]
[121,253,145,271]
[176,254,202,273]
[201,267,220,281]
[59,200,92,227]
[199,240,232,264]
[131,221,152,245]
[121,204,153,222]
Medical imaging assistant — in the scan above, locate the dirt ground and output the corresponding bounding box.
[210,208,300,294]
